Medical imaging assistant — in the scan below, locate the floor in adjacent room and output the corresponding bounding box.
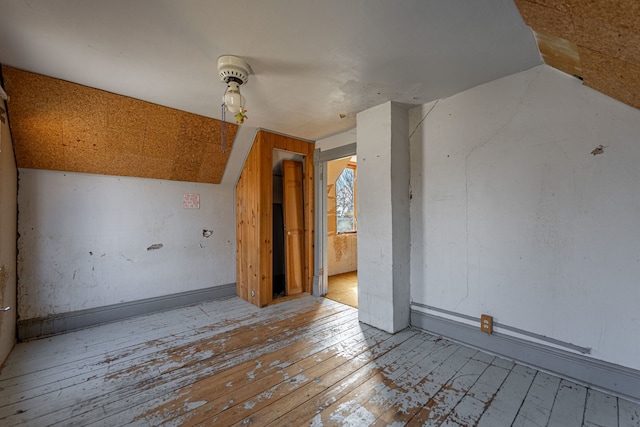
[325,270,358,308]
[0,296,638,426]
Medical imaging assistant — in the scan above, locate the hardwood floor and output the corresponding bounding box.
[325,271,358,308]
[0,296,638,426]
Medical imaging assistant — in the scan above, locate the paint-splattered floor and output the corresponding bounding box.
[0,296,638,426]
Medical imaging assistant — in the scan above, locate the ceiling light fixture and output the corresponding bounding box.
[217,55,250,153]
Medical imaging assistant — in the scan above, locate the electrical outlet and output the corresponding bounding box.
[251,290,255,298]
[480,314,493,334]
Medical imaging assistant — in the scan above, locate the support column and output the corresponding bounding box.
[356,101,410,333]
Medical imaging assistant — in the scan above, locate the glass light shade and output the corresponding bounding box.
[223,81,245,113]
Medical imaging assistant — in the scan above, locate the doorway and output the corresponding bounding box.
[324,156,358,308]
[235,130,314,308]
[272,149,306,301]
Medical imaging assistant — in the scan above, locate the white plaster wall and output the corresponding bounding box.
[0,101,17,364]
[18,169,236,320]
[315,128,356,152]
[358,103,393,331]
[390,102,410,331]
[357,102,410,333]
[409,65,640,370]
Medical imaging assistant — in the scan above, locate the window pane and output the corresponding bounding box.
[336,167,355,232]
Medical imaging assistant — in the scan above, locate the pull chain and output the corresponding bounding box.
[221,102,226,154]
[221,85,228,154]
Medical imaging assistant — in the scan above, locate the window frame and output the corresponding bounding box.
[335,162,357,234]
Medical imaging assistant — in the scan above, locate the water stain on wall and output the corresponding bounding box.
[333,235,348,263]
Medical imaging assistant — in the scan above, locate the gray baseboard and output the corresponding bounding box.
[18,283,237,341]
[411,309,640,402]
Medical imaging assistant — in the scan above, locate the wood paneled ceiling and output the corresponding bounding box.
[515,0,640,110]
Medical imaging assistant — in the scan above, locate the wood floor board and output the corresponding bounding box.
[439,363,511,427]
[1,301,353,425]
[262,329,423,427]
[512,371,561,427]
[74,308,357,425]
[546,379,588,427]
[309,334,459,426]
[383,346,480,426]
[583,388,619,427]
[1,296,638,427]
[361,339,470,425]
[1,295,319,380]
[476,363,538,427]
[18,306,356,426]
[619,397,640,427]
[96,313,379,426]
[189,332,390,426]
[325,271,358,308]
[6,296,251,366]
[120,324,376,426]
[214,329,424,427]
[0,300,350,407]
[24,293,330,363]
[491,355,516,370]
[2,307,360,422]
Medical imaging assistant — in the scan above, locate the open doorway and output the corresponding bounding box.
[324,156,358,308]
[272,149,306,301]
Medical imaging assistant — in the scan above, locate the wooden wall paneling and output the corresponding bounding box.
[533,31,582,78]
[270,132,315,295]
[236,133,261,304]
[248,135,263,306]
[303,149,314,294]
[282,160,305,296]
[258,131,274,307]
[236,130,314,307]
[235,168,247,301]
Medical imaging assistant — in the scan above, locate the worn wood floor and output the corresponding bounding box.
[326,270,358,308]
[0,296,638,426]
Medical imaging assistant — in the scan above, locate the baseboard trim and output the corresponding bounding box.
[411,309,640,402]
[18,283,237,341]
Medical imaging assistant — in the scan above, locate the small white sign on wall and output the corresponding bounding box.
[183,193,200,209]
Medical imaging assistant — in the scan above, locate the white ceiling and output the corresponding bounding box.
[0,0,540,142]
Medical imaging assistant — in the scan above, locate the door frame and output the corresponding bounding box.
[313,143,357,296]
[235,130,315,307]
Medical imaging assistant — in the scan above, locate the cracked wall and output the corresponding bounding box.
[17,170,235,321]
[409,65,640,371]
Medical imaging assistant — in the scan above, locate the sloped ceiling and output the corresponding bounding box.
[2,1,635,183]
[515,0,640,110]
[2,66,238,184]
[0,1,540,142]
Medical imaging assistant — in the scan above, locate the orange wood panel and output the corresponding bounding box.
[282,160,305,295]
[235,130,314,307]
[1,66,237,183]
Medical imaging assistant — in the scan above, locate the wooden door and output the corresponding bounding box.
[282,160,304,295]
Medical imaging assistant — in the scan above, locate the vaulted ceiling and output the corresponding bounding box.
[0,1,636,184]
